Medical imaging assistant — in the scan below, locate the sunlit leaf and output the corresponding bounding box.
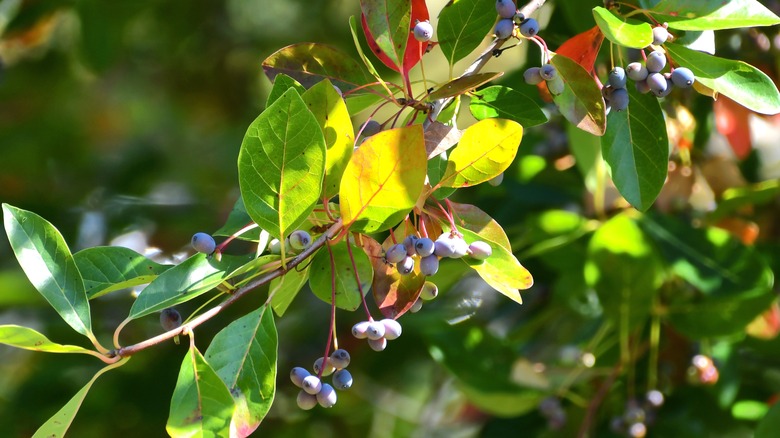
[266,73,305,107]
[592,6,653,49]
[302,79,355,199]
[360,235,425,319]
[269,263,312,317]
[424,121,461,159]
[427,72,503,101]
[601,84,668,211]
[74,246,170,299]
[437,0,497,66]
[339,125,426,233]
[3,204,92,338]
[360,0,411,70]
[448,201,512,251]
[556,26,604,73]
[437,118,523,188]
[0,325,93,354]
[308,240,373,311]
[665,43,780,115]
[649,0,780,30]
[262,43,372,92]
[205,305,277,437]
[550,53,607,136]
[213,197,262,242]
[469,86,548,127]
[167,346,235,438]
[238,88,326,240]
[585,214,659,330]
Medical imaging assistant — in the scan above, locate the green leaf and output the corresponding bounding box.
[427,72,503,101]
[566,122,603,194]
[262,43,372,92]
[238,88,326,240]
[2,204,92,338]
[649,0,780,30]
[711,180,780,221]
[438,118,523,188]
[269,262,311,317]
[550,53,607,136]
[427,153,457,200]
[213,197,262,242]
[33,359,127,438]
[74,246,170,299]
[757,402,780,438]
[640,215,775,338]
[266,73,305,107]
[665,43,780,115]
[348,15,387,88]
[308,240,373,311]
[128,254,250,320]
[301,79,355,199]
[592,6,653,49]
[360,0,411,69]
[585,213,659,330]
[437,0,497,66]
[339,125,426,233]
[449,201,512,251]
[440,224,532,304]
[205,305,277,437]
[601,84,668,211]
[469,85,548,127]
[167,345,235,438]
[0,325,94,354]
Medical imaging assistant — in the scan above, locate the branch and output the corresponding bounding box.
[111,219,343,358]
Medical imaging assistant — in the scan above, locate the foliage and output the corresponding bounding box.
[1,0,780,436]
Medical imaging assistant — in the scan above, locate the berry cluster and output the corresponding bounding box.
[385,233,492,277]
[352,318,402,351]
[603,66,630,112]
[524,64,564,95]
[609,391,665,438]
[291,349,353,410]
[494,0,539,41]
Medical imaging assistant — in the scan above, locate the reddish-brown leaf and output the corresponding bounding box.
[714,96,752,159]
[360,0,429,74]
[556,26,604,75]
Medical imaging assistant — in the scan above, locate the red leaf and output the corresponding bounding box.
[359,234,424,320]
[556,26,604,75]
[714,96,752,159]
[360,0,429,74]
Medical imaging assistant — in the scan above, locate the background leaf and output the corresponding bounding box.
[262,43,372,92]
[665,43,780,115]
[3,204,92,338]
[757,402,780,438]
[550,53,607,136]
[601,84,669,211]
[74,246,170,299]
[469,85,548,127]
[205,305,277,437]
[438,118,523,188]
[592,6,652,49]
[167,346,235,438]
[301,79,355,199]
[649,0,780,30]
[0,325,94,354]
[308,240,373,311]
[437,0,497,67]
[339,125,426,233]
[238,88,326,240]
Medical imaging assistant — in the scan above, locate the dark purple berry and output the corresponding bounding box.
[608,67,626,88]
[540,64,557,81]
[611,88,629,111]
[160,308,182,331]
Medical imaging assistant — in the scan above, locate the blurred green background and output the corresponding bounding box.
[2,0,780,437]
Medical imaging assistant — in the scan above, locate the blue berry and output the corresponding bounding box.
[316,383,337,407]
[608,67,627,88]
[420,281,439,300]
[329,349,350,369]
[351,320,370,339]
[385,243,407,264]
[415,237,435,257]
[523,67,544,85]
[366,321,386,340]
[191,232,216,254]
[652,26,669,45]
[397,256,415,275]
[611,88,629,111]
[297,390,318,410]
[468,241,493,260]
[671,67,695,88]
[419,254,439,276]
[496,0,516,19]
[291,367,311,388]
[288,230,312,251]
[368,337,387,351]
[361,120,381,137]
[381,318,402,340]
[332,369,353,390]
[635,80,651,94]
[403,235,419,256]
[519,18,539,38]
[160,308,182,331]
[313,357,335,376]
[540,64,557,81]
[302,375,322,395]
[626,62,648,81]
[645,51,666,73]
[655,78,674,97]
[413,20,433,42]
[646,73,667,94]
[495,18,514,39]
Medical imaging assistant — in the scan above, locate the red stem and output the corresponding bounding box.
[318,241,338,379]
[346,237,373,320]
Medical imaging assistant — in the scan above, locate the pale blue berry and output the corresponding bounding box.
[547,76,565,95]
[468,241,493,260]
[329,349,350,369]
[313,357,335,376]
[540,64,557,81]
[420,281,438,301]
[381,318,402,340]
[608,67,626,88]
[652,26,669,45]
[611,88,629,111]
[366,321,386,340]
[519,18,539,38]
[415,237,435,257]
[385,243,407,264]
[191,232,216,254]
[297,390,318,410]
[646,73,667,94]
[352,320,370,339]
[495,18,514,39]
[419,254,439,276]
[397,256,415,275]
[291,367,311,388]
[645,51,666,73]
[626,62,648,81]
[496,0,516,19]
[403,235,419,256]
[635,79,651,94]
[316,383,337,407]
[671,67,695,88]
[288,230,312,251]
[302,375,322,395]
[332,369,353,390]
[361,120,381,137]
[368,337,387,351]
[414,21,433,42]
[523,67,544,85]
